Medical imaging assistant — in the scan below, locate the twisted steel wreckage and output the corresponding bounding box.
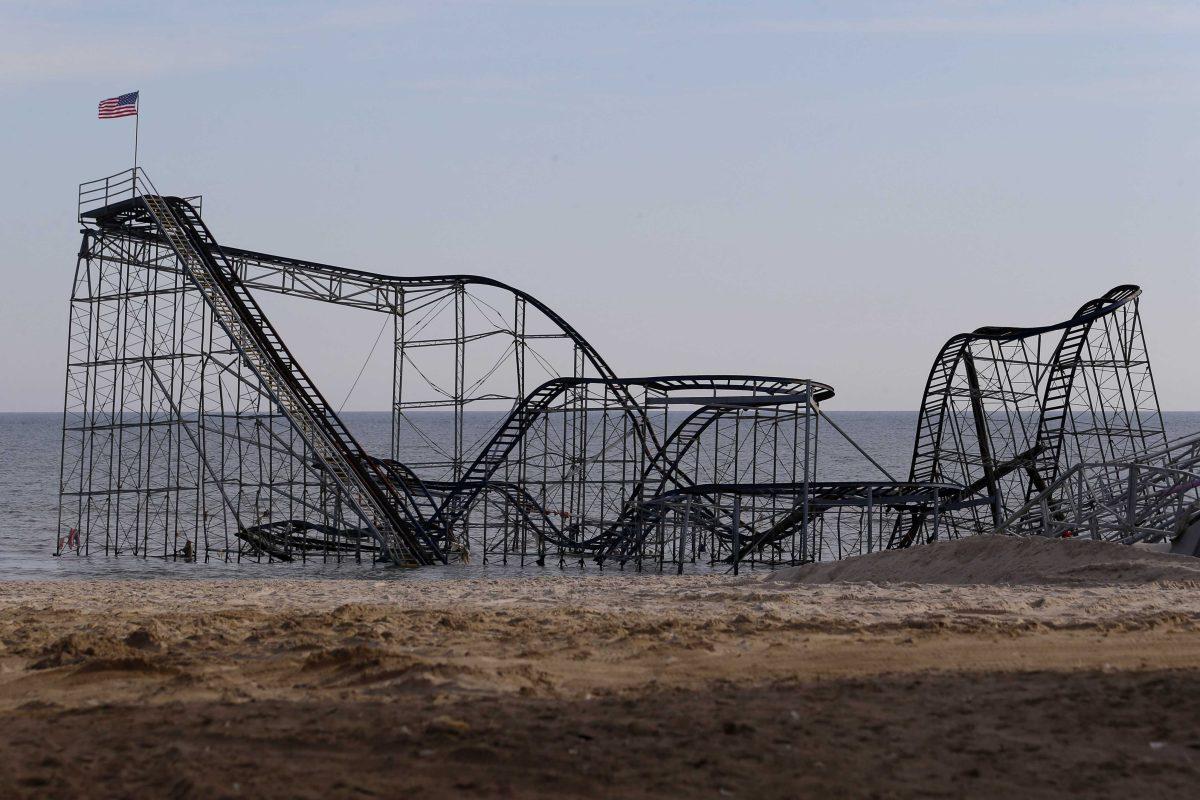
[59,170,1200,569]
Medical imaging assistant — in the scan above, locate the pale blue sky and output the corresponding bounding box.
[1,1,1197,410]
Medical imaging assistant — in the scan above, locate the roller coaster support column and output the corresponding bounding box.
[731,494,742,576]
[963,353,1003,528]
[678,494,692,575]
[391,287,405,461]
[1125,465,1139,539]
[801,380,813,563]
[867,488,875,553]
[931,494,941,542]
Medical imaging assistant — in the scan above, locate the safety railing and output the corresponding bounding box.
[78,168,139,220]
[78,168,200,222]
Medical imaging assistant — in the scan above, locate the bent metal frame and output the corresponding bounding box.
[58,169,1180,569]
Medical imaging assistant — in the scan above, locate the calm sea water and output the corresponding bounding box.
[3,411,1197,580]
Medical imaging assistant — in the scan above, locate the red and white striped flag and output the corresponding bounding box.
[98,91,139,119]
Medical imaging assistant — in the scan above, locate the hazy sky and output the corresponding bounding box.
[1,1,1197,411]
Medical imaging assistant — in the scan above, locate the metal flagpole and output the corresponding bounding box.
[133,93,140,187]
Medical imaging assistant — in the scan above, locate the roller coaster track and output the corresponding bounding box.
[998,429,1200,552]
[90,226,665,468]
[193,241,666,485]
[1023,286,1143,505]
[81,172,839,567]
[643,481,978,563]
[215,257,840,552]
[239,520,374,561]
[440,479,584,556]
[590,404,733,564]
[79,170,659,565]
[133,191,443,565]
[591,379,834,564]
[432,376,830,561]
[373,458,589,558]
[370,457,454,542]
[899,285,1148,547]
[728,486,854,562]
[71,170,1171,569]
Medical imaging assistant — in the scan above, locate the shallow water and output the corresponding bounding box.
[4,410,1198,580]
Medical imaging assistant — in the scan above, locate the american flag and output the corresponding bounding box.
[98,91,139,119]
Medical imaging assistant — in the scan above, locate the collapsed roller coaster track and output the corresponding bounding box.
[58,168,1199,569]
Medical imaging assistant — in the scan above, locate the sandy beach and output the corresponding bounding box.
[1,536,1198,798]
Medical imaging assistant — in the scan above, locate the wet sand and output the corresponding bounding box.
[1,537,1198,798]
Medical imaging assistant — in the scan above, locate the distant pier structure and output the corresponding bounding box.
[58,169,1200,568]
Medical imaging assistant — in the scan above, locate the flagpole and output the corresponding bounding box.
[133,95,140,192]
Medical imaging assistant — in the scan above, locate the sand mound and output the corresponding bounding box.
[764,535,1200,586]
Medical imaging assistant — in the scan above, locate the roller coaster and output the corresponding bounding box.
[58,169,1200,569]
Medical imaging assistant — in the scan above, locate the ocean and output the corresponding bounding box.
[4,411,1198,580]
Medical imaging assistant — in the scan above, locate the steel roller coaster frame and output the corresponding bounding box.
[58,168,1194,569]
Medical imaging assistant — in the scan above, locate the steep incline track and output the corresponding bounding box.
[137,194,442,565]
